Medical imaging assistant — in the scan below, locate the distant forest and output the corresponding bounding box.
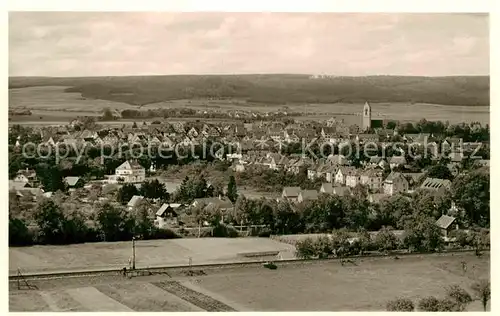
[9,74,489,106]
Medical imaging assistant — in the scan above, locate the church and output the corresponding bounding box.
[362,101,385,131]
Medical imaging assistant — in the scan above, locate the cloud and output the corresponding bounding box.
[9,12,489,76]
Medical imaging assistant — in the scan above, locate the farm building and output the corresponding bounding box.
[155,203,183,228]
[282,187,301,202]
[64,176,84,189]
[435,214,458,238]
[298,190,319,203]
[420,178,452,191]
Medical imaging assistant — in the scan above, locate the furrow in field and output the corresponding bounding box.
[154,281,236,311]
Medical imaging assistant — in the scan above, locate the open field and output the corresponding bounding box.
[9,85,490,125]
[9,86,136,112]
[9,252,489,311]
[9,75,489,106]
[9,237,296,275]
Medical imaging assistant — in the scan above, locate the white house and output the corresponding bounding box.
[335,167,355,186]
[109,160,146,184]
[345,169,361,188]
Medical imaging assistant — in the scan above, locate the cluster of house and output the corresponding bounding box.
[279,153,455,205]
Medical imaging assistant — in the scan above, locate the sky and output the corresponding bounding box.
[9,12,489,77]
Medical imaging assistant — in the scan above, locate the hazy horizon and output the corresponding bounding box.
[8,74,490,79]
[9,12,489,77]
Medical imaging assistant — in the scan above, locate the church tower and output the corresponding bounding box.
[362,101,372,131]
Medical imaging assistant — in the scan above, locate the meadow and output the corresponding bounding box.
[9,252,490,311]
[9,86,490,125]
[9,237,296,275]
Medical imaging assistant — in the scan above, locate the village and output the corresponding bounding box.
[8,101,490,247]
[7,11,491,313]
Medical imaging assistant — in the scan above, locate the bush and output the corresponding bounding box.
[258,228,272,237]
[374,227,399,252]
[471,279,490,311]
[436,298,458,311]
[211,223,240,238]
[386,298,415,311]
[9,218,33,246]
[148,228,182,239]
[446,285,472,311]
[418,296,441,311]
[295,237,316,259]
[314,235,334,259]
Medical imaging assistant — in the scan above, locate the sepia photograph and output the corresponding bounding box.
[8,11,490,312]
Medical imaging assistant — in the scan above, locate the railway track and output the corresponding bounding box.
[9,249,486,282]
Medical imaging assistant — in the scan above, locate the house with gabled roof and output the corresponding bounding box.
[282,187,301,202]
[389,155,407,169]
[325,165,339,183]
[333,186,352,197]
[356,134,380,143]
[435,214,458,238]
[327,154,348,166]
[402,172,425,189]
[420,178,452,191]
[334,166,356,185]
[360,168,383,191]
[298,190,319,203]
[345,169,362,188]
[155,203,184,228]
[383,172,409,196]
[64,176,84,189]
[320,182,334,195]
[110,160,146,184]
[127,195,152,211]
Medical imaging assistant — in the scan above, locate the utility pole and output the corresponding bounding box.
[132,236,136,270]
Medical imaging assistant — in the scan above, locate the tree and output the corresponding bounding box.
[468,228,490,255]
[445,285,472,311]
[226,175,238,203]
[471,279,490,311]
[378,194,412,230]
[426,164,453,180]
[140,179,169,201]
[192,202,210,238]
[374,226,399,253]
[102,108,114,121]
[33,199,66,244]
[451,170,489,227]
[9,218,33,246]
[96,203,135,241]
[342,195,370,230]
[330,228,351,257]
[386,298,415,311]
[133,201,155,239]
[117,183,139,205]
[233,195,250,230]
[403,215,444,252]
[356,228,373,255]
[35,163,66,193]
